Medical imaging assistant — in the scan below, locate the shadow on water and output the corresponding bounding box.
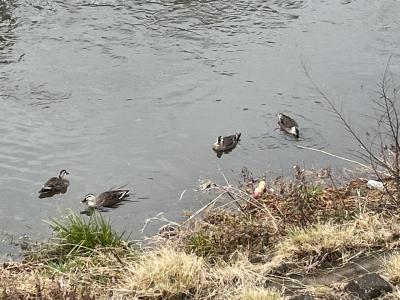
[38,187,68,199]
[213,147,238,158]
[80,199,139,216]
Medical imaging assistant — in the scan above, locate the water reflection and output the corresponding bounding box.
[38,187,68,199]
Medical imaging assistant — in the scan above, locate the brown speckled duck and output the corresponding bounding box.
[212,132,241,157]
[81,189,130,210]
[278,113,299,138]
[39,169,69,198]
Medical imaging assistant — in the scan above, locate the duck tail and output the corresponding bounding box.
[39,186,52,193]
[235,132,241,141]
[118,190,130,199]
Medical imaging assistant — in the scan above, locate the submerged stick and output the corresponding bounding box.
[297,145,372,169]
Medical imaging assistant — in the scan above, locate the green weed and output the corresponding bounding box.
[46,210,127,256]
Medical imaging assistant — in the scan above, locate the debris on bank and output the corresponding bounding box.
[1,166,400,299]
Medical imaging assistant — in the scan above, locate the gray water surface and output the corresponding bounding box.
[0,0,399,256]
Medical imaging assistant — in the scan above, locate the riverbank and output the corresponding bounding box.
[1,166,400,299]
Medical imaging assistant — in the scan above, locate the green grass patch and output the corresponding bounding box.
[47,210,127,251]
[186,230,216,258]
[23,210,132,264]
[298,183,324,204]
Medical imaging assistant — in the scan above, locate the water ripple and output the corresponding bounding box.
[0,0,398,250]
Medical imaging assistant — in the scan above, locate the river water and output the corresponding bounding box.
[0,0,399,257]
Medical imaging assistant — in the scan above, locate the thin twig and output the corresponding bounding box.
[302,62,390,174]
[178,190,186,201]
[218,165,231,186]
[180,192,226,227]
[218,186,280,233]
[140,213,179,234]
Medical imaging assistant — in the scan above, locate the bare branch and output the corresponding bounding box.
[302,57,400,202]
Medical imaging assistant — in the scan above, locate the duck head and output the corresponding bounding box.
[58,169,69,179]
[212,136,223,151]
[82,194,96,207]
[290,127,299,138]
[235,132,241,142]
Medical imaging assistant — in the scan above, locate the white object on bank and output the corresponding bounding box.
[367,180,384,190]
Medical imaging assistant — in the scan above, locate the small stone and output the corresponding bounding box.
[345,273,393,299]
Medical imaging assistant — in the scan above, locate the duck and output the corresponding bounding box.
[278,113,299,138]
[212,132,241,157]
[39,169,69,197]
[81,189,130,210]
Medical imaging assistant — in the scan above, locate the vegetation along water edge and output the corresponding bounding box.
[1,66,400,299]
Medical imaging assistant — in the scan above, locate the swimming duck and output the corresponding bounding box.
[81,189,130,210]
[278,113,299,138]
[212,132,241,157]
[39,169,69,197]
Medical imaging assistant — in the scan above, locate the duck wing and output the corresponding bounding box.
[222,133,241,148]
[278,114,298,128]
[39,177,65,193]
[97,190,130,208]
[222,136,235,148]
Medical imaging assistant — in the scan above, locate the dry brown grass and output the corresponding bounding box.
[249,176,392,230]
[269,212,400,273]
[0,246,282,300]
[182,209,271,260]
[116,247,208,299]
[168,168,400,272]
[0,246,137,299]
[381,289,400,300]
[3,167,400,299]
[384,253,400,284]
[0,261,95,299]
[231,287,286,300]
[115,248,276,299]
